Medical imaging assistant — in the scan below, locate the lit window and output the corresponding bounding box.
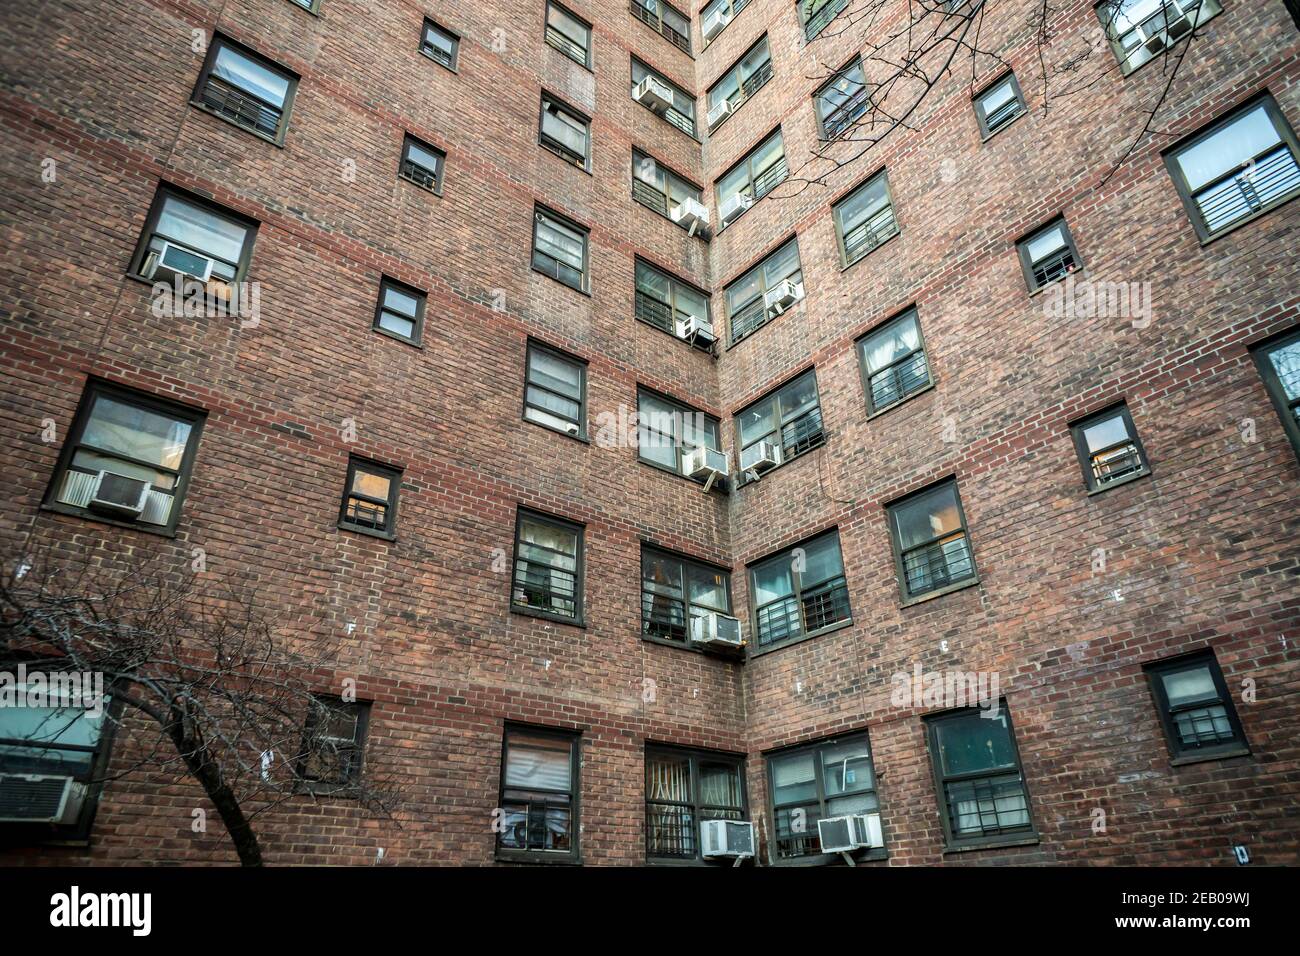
[338,457,401,538]
[887,479,977,601]
[1069,403,1150,492]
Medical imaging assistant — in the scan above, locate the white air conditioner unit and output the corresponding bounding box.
[703,7,732,41]
[1141,30,1167,54]
[707,98,733,129]
[1164,7,1193,41]
[0,774,82,824]
[676,314,716,348]
[739,440,781,474]
[690,611,744,648]
[683,445,729,481]
[633,76,674,113]
[87,471,151,520]
[146,241,215,283]
[719,191,754,225]
[764,279,801,315]
[817,812,883,853]
[701,819,755,859]
[670,198,710,232]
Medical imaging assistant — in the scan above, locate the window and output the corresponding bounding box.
[1144,651,1249,762]
[973,72,1026,140]
[338,457,401,538]
[925,706,1035,849]
[1016,216,1081,291]
[298,696,370,794]
[735,368,823,479]
[638,389,723,481]
[641,547,732,644]
[856,308,932,414]
[372,277,425,345]
[632,150,704,223]
[1250,327,1300,461]
[1097,0,1221,74]
[531,206,589,292]
[43,379,206,534]
[511,510,584,624]
[421,19,460,71]
[768,732,880,861]
[646,746,745,861]
[631,58,697,137]
[799,0,849,40]
[192,35,297,143]
[888,479,977,601]
[630,0,691,53]
[523,341,587,438]
[399,134,445,193]
[634,258,713,346]
[701,0,753,46]
[747,530,850,650]
[706,36,772,130]
[726,238,803,345]
[1164,94,1300,241]
[1070,403,1151,491]
[833,170,899,267]
[498,726,580,861]
[546,1,592,68]
[815,59,868,139]
[288,0,320,12]
[540,94,591,169]
[716,128,788,229]
[129,185,258,308]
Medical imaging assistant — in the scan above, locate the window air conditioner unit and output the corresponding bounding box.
[817,812,883,853]
[633,76,674,113]
[676,314,715,348]
[1164,6,1193,41]
[703,7,731,41]
[146,241,215,283]
[739,439,781,473]
[719,191,753,225]
[764,279,801,315]
[87,471,151,520]
[690,611,744,648]
[1141,29,1167,54]
[670,197,710,231]
[0,774,83,824]
[683,445,729,481]
[700,819,755,859]
[707,98,733,129]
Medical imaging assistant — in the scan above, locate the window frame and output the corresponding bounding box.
[1143,650,1250,764]
[496,724,582,864]
[631,56,698,139]
[745,527,852,655]
[420,18,461,72]
[1069,402,1152,494]
[1250,326,1300,462]
[287,0,321,13]
[545,1,593,70]
[522,339,589,440]
[886,477,980,604]
[127,183,259,290]
[337,456,402,540]
[725,235,804,345]
[372,275,426,346]
[539,92,592,171]
[190,34,299,145]
[645,744,747,864]
[733,367,824,480]
[701,0,753,47]
[706,35,773,131]
[630,0,692,54]
[1015,215,1082,293]
[798,0,850,41]
[714,127,788,231]
[639,544,734,649]
[855,306,934,416]
[636,386,725,485]
[510,508,586,626]
[631,149,705,225]
[296,695,371,796]
[398,133,446,194]
[973,71,1027,141]
[531,205,591,294]
[814,56,869,141]
[1095,0,1223,76]
[832,168,900,268]
[633,257,714,347]
[40,377,208,536]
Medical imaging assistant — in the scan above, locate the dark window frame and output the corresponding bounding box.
[706,34,773,131]
[636,387,724,485]
[724,234,804,346]
[631,148,705,225]
[539,92,592,171]
[700,0,753,48]
[640,543,734,649]
[733,366,824,482]
[855,306,934,416]
[531,205,591,294]
[633,257,714,347]
[190,34,299,146]
[337,456,402,540]
[813,56,869,141]
[714,126,788,232]
[1015,215,1082,292]
[886,477,979,604]
[497,723,582,864]
[296,695,371,796]
[645,744,747,863]
[745,527,852,655]
[1069,402,1152,494]
[799,0,850,41]
[1250,326,1300,462]
[1095,0,1223,77]
[398,133,446,194]
[973,71,1027,140]
[420,18,461,72]
[832,167,900,268]
[288,0,322,13]
[510,508,586,626]
[629,0,692,54]
[522,339,589,440]
[372,275,427,346]
[545,0,593,70]
[1143,650,1250,764]
[127,183,259,292]
[631,56,698,139]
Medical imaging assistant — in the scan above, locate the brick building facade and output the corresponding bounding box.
[0,0,1297,865]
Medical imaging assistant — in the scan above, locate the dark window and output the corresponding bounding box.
[735,368,823,477]
[641,546,733,645]
[701,0,752,47]
[833,170,899,267]
[1070,403,1151,492]
[646,746,745,861]
[716,128,788,230]
[768,732,880,861]
[373,277,426,345]
[338,457,401,538]
[540,94,591,169]
[888,479,977,601]
[192,36,297,143]
[726,237,803,344]
[399,134,445,193]
[856,308,932,414]
[532,207,589,292]
[298,696,370,794]
[799,0,849,40]
[631,58,697,137]
[632,150,705,225]
[1096,0,1222,75]
[925,706,1036,849]
[747,530,850,651]
[546,1,592,68]
[421,19,460,70]
[706,36,772,131]
[630,0,691,53]
[638,389,723,480]
[1144,651,1249,762]
[524,341,587,438]
[973,72,1026,139]
[1016,217,1081,291]
[1251,327,1300,461]
[288,0,320,11]
[815,59,868,140]
[511,510,584,624]
[43,379,206,534]
[1164,93,1300,241]
[634,259,713,346]
[498,726,580,861]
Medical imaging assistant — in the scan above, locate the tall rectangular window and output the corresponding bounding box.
[421,19,460,71]
[973,72,1026,139]
[1016,216,1081,291]
[726,237,803,344]
[511,510,584,624]
[632,150,704,222]
[531,206,589,292]
[338,457,401,538]
[833,170,899,267]
[888,479,977,601]
[523,341,587,438]
[735,368,823,476]
[747,530,850,651]
[298,696,370,794]
[1144,651,1249,762]
[1070,403,1150,492]
[1250,327,1300,461]
[641,547,732,645]
[706,36,772,130]
[646,747,745,861]
[638,389,723,481]
[799,0,849,40]
[43,379,206,534]
[856,308,932,414]
[1164,94,1300,241]
[716,128,787,229]
[631,58,696,137]
[399,134,445,193]
[372,277,426,345]
[540,93,591,169]
[630,0,691,53]
[192,35,297,143]
[498,726,580,861]
[768,732,880,861]
[925,707,1035,849]
[634,259,712,346]
[1097,0,1221,74]
[815,59,868,140]
[545,1,592,68]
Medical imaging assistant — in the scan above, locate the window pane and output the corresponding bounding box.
[351,469,391,500]
[406,141,441,173]
[750,132,784,178]
[1161,666,1219,707]
[1025,224,1068,263]
[529,349,582,400]
[935,712,1018,777]
[674,284,708,325]
[893,484,961,551]
[213,45,289,107]
[688,566,729,611]
[861,314,920,373]
[156,196,247,265]
[549,4,589,45]
[382,286,419,319]
[738,397,776,446]
[771,751,817,805]
[751,556,794,605]
[981,78,1017,116]
[1267,338,1300,400]
[536,217,584,270]
[83,396,192,471]
[763,240,801,286]
[838,176,890,235]
[505,734,572,791]
[800,534,844,587]
[1175,105,1281,191]
[819,62,864,121]
[778,372,818,419]
[1081,413,1130,452]
[520,518,578,562]
[646,751,691,800]
[699,761,742,807]
[821,739,873,796]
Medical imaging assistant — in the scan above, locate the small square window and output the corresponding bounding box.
[856,308,932,414]
[298,696,370,794]
[1016,216,1081,292]
[540,94,591,169]
[1250,327,1300,462]
[974,72,1026,140]
[1144,651,1249,762]
[545,1,592,68]
[498,726,581,861]
[887,479,978,601]
[531,206,589,292]
[399,134,445,193]
[192,35,297,143]
[524,341,587,438]
[833,170,899,267]
[1069,403,1150,492]
[421,19,459,71]
[646,746,746,861]
[747,530,850,651]
[1096,0,1221,75]
[511,510,584,624]
[373,277,425,345]
[338,457,401,538]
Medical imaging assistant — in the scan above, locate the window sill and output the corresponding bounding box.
[769,846,889,866]
[541,142,593,175]
[1169,746,1251,767]
[510,605,586,629]
[899,575,980,609]
[637,457,728,493]
[1026,266,1088,299]
[746,616,854,659]
[840,228,901,273]
[399,172,444,197]
[1196,190,1300,247]
[373,326,423,349]
[495,850,582,866]
[39,502,178,538]
[735,436,824,487]
[1085,468,1151,496]
[418,48,458,74]
[634,316,717,353]
[524,416,591,444]
[635,101,701,143]
[641,633,744,658]
[337,522,396,542]
[942,833,1040,855]
[865,381,935,421]
[531,265,591,297]
[979,108,1027,143]
[189,100,286,148]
